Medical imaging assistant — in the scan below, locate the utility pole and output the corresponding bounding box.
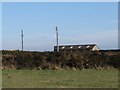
[56,27,59,52]
[21,30,24,51]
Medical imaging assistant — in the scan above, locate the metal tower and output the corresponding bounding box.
[21,30,24,51]
[56,27,59,52]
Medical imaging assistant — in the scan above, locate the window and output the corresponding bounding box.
[62,46,65,49]
[70,46,73,49]
[78,46,81,48]
[86,46,90,48]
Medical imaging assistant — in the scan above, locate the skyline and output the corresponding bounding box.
[2,2,118,51]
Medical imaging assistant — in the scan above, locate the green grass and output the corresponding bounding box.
[2,69,118,88]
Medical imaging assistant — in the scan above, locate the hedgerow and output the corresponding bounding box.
[1,50,120,70]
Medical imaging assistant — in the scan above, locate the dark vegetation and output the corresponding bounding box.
[1,50,120,70]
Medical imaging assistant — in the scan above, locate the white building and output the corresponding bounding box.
[54,44,100,51]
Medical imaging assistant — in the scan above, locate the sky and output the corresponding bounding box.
[0,3,2,50]
[2,2,118,51]
[1,0,119,2]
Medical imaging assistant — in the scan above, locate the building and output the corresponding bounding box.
[54,44,100,51]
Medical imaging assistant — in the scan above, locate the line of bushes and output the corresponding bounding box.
[1,50,120,70]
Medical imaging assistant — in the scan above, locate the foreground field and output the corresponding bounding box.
[2,69,118,88]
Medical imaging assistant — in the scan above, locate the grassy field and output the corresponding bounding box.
[2,69,118,88]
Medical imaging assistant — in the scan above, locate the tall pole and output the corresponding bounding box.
[56,27,59,52]
[21,30,24,51]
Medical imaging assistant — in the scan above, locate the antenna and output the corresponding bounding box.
[21,30,24,51]
[56,27,59,52]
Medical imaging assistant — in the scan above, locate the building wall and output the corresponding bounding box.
[92,46,100,51]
